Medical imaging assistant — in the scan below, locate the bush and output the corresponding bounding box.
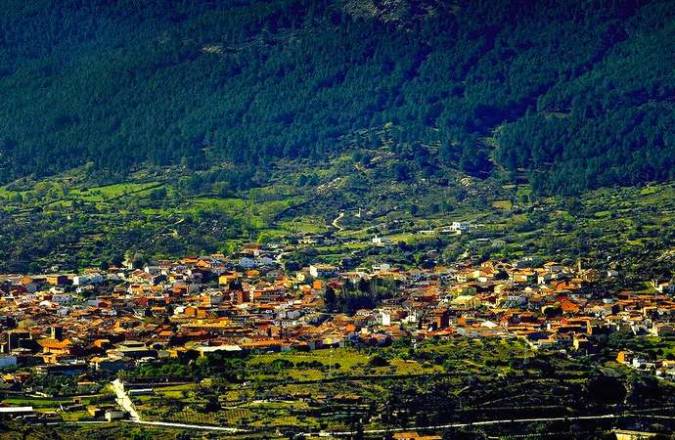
[368,355,390,367]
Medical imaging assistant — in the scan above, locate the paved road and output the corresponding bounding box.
[323,412,675,436]
[111,379,140,422]
[131,420,240,432]
[46,421,110,426]
[111,380,241,433]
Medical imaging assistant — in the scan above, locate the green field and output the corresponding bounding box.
[0,149,673,278]
[118,335,675,435]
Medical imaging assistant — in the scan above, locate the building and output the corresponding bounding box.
[46,275,69,286]
[104,410,126,422]
[309,264,338,279]
[451,295,481,308]
[0,407,35,419]
[449,222,470,233]
[434,309,450,329]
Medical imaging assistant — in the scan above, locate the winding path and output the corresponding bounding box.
[331,211,345,231]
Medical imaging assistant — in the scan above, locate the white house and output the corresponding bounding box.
[380,310,392,326]
[372,235,391,246]
[309,264,337,278]
[73,273,104,286]
[449,222,470,233]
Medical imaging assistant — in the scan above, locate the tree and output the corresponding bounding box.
[324,286,337,311]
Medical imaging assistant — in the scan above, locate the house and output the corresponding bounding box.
[309,264,338,279]
[299,235,318,245]
[238,257,257,270]
[90,356,131,373]
[19,276,42,293]
[631,356,656,370]
[193,345,243,357]
[38,338,74,360]
[434,309,450,329]
[34,363,87,376]
[46,275,69,286]
[380,309,393,326]
[372,235,391,246]
[559,298,581,314]
[651,323,675,337]
[241,243,263,256]
[448,222,470,234]
[107,341,157,360]
[218,271,239,286]
[451,295,481,308]
[0,407,35,419]
[73,274,104,286]
[511,270,537,284]
[4,330,33,352]
[51,293,73,304]
[104,409,126,422]
[372,263,392,272]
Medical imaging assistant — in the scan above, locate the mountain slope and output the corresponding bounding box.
[0,0,672,194]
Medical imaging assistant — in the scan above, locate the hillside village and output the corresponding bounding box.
[0,235,674,426]
[1,0,673,437]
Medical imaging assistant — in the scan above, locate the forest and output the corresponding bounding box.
[0,0,673,194]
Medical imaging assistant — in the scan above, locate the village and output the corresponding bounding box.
[0,229,673,427]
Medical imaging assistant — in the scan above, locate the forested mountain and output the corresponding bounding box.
[0,0,672,194]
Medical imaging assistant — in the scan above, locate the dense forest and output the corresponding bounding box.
[0,0,672,194]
